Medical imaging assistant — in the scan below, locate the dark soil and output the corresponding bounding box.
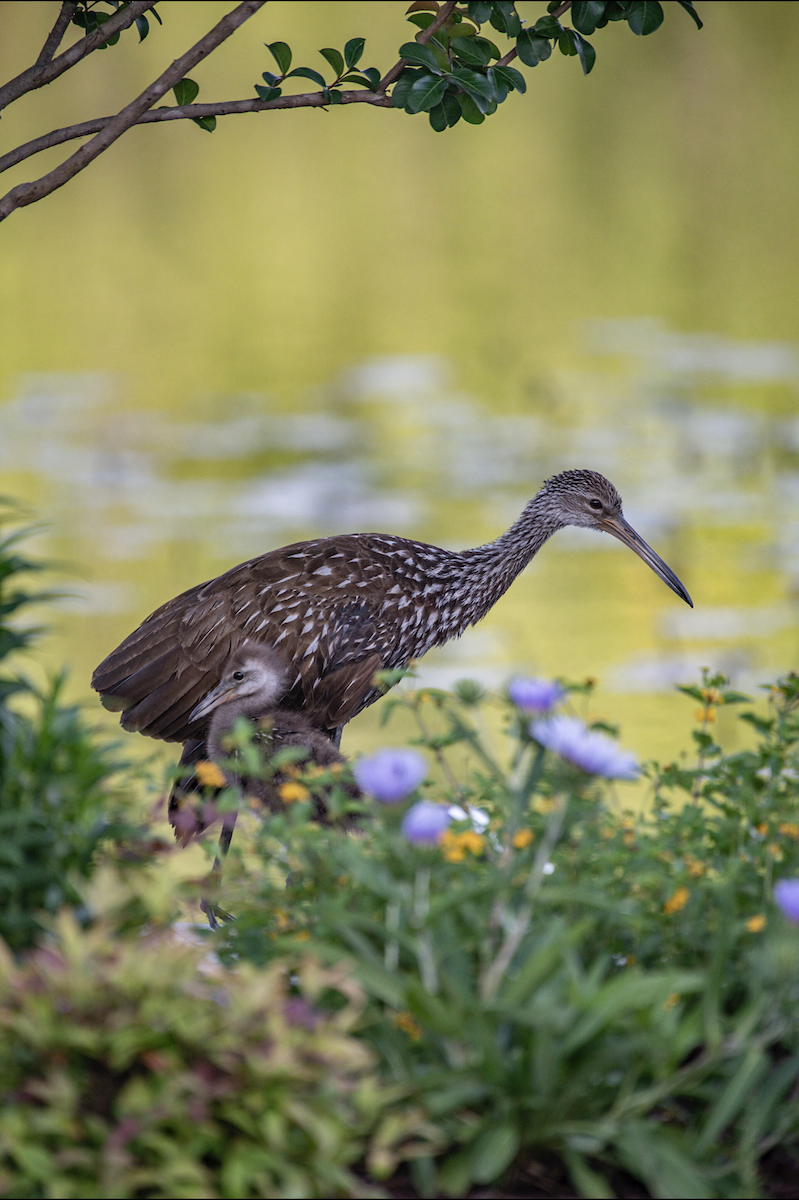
[373,1144,799,1198]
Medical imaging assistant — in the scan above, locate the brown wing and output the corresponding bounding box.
[92,536,395,744]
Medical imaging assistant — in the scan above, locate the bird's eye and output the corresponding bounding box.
[232,670,245,681]
[589,499,603,511]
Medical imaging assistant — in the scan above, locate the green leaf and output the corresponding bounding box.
[134,14,149,41]
[562,1147,614,1199]
[676,0,703,29]
[471,1122,520,1184]
[492,63,526,92]
[173,78,199,106]
[285,66,327,87]
[192,115,216,133]
[534,14,562,36]
[559,28,578,55]
[492,2,521,37]
[340,73,379,89]
[399,41,441,71]
[694,1045,768,1154]
[391,70,419,110]
[254,84,281,102]
[266,41,292,75]
[344,37,365,68]
[451,66,494,107]
[487,67,508,104]
[359,67,381,88]
[326,88,342,104]
[441,90,462,126]
[458,92,485,124]
[516,31,552,67]
[626,0,664,35]
[319,47,344,76]
[407,74,448,113]
[573,31,596,74]
[428,102,448,132]
[563,971,705,1053]
[467,0,492,22]
[261,71,280,86]
[407,12,436,31]
[450,36,490,66]
[571,1,607,35]
[613,1124,712,1200]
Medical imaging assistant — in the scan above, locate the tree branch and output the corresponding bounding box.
[377,0,458,95]
[34,2,77,70]
[0,88,395,178]
[0,1,158,113]
[0,0,266,223]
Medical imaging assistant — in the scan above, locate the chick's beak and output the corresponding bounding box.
[601,515,693,608]
[190,681,240,723]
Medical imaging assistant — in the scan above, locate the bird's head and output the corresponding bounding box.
[538,469,693,607]
[190,644,288,722]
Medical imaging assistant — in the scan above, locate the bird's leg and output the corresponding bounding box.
[329,725,343,749]
[200,809,239,930]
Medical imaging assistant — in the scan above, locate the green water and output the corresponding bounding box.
[1,2,798,783]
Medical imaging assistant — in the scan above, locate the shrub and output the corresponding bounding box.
[209,673,799,1196]
[0,897,412,1199]
[0,507,140,951]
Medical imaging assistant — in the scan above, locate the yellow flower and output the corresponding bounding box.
[599,826,616,841]
[392,1011,422,1041]
[757,822,769,836]
[701,688,724,705]
[195,761,226,788]
[779,823,799,840]
[664,887,690,915]
[294,930,310,942]
[767,843,785,862]
[747,914,766,933]
[461,831,485,855]
[441,830,485,862]
[513,829,534,849]
[663,992,680,1011]
[622,832,636,848]
[279,782,310,804]
[684,855,706,878]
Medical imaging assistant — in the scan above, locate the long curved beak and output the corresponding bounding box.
[190,681,240,723]
[601,515,693,608]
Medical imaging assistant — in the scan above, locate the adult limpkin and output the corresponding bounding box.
[92,470,692,753]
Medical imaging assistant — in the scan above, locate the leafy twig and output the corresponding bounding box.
[0,1,265,224]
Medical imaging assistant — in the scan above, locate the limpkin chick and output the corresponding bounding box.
[94,469,693,755]
[168,644,357,846]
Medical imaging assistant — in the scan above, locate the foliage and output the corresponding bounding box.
[0,505,140,952]
[4,519,799,1195]
[202,672,799,1197]
[0,1,702,223]
[0,904,406,1199]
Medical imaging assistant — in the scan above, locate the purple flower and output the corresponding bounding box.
[774,879,799,922]
[531,715,639,780]
[354,748,428,804]
[508,677,564,715]
[401,801,451,844]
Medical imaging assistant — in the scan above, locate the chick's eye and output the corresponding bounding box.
[232,670,245,681]
[589,498,603,511]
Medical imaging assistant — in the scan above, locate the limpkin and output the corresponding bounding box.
[93,469,692,756]
[169,643,357,845]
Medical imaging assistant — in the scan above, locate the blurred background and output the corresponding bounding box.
[1,1,798,780]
